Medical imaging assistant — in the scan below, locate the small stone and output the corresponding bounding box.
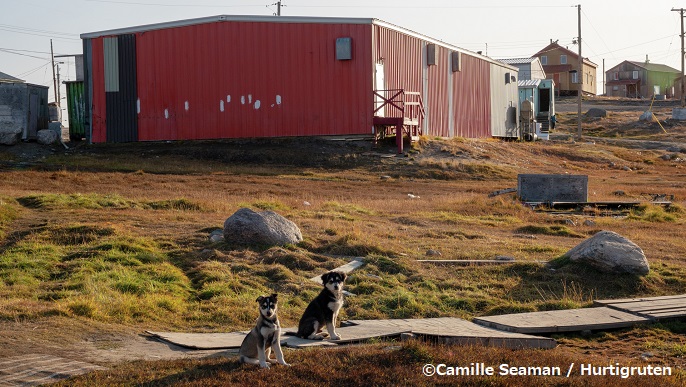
[380,175,392,180]
[622,166,632,171]
[495,255,515,262]
[426,249,442,257]
[583,220,596,227]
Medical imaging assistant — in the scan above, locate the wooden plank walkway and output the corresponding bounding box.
[473,307,650,334]
[595,294,686,320]
[148,317,555,351]
[0,354,106,387]
[309,258,365,283]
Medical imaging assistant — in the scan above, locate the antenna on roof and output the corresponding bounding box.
[267,1,285,16]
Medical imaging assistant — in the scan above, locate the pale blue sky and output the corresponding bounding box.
[2,0,682,106]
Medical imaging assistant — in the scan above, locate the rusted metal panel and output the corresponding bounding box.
[452,53,491,138]
[90,38,107,143]
[127,21,373,142]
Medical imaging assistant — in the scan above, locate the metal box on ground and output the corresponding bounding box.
[517,174,588,203]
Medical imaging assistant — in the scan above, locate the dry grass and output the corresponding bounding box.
[1,113,686,383]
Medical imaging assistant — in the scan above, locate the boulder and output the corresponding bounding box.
[223,208,302,246]
[639,111,653,121]
[585,108,607,118]
[561,230,649,275]
[37,129,59,145]
[0,126,21,145]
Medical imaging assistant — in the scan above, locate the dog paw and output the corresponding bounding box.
[330,334,341,340]
[280,362,291,367]
[260,363,271,369]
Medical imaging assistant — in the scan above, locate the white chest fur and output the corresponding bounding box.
[328,299,343,312]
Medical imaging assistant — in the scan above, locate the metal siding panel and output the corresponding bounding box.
[82,38,93,142]
[132,21,372,141]
[489,63,519,138]
[426,45,449,137]
[103,37,119,92]
[106,34,137,142]
[452,54,491,138]
[65,81,86,138]
[90,38,107,143]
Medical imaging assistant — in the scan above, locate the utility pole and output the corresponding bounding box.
[672,8,685,107]
[576,4,582,141]
[603,59,605,96]
[50,39,57,104]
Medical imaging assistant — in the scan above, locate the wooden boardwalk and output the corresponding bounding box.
[474,294,686,334]
[0,354,106,387]
[473,307,650,334]
[148,317,555,351]
[595,294,686,320]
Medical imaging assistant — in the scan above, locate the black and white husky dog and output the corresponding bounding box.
[239,293,289,368]
[296,271,347,340]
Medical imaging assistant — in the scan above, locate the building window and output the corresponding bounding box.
[560,55,567,64]
[571,72,578,84]
[541,56,547,65]
[613,86,619,91]
[613,72,619,80]
[633,70,639,79]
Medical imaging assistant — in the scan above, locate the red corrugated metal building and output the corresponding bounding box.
[81,15,519,144]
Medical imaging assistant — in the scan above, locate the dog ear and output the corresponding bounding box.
[271,293,278,301]
[321,272,330,285]
[339,272,347,281]
[256,296,265,303]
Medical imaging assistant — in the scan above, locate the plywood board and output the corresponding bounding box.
[473,307,649,334]
[309,258,365,283]
[596,294,686,320]
[0,354,106,387]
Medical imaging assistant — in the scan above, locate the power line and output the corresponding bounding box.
[84,0,258,7]
[0,49,49,60]
[0,23,78,38]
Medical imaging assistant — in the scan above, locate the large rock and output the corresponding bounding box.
[585,108,607,118]
[37,129,59,145]
[0,126,21,145]
[223,208,303,246]
[561,230,649,275]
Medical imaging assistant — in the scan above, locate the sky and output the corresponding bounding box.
[2,0,684,121]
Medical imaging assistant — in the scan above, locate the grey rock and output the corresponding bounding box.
[37,129,58,145]
[562,230,649,275]
[583,220,596,227]
[585,108,607,118]
[0,126,21,145]
[223,208,303,246]
[612,190,626,196]
[639,111,653,121]
[426,249,442,257]
[660,154,673,161]
[495,255,515,262]
[209,229,224,243]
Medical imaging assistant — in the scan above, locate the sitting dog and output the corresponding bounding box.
[239,293,289,368]
[296,271,346,340]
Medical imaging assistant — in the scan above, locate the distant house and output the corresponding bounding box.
[0,71,49,144]
[498,58,546,81]
[533,41,597,96]
[606,59,680,99]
